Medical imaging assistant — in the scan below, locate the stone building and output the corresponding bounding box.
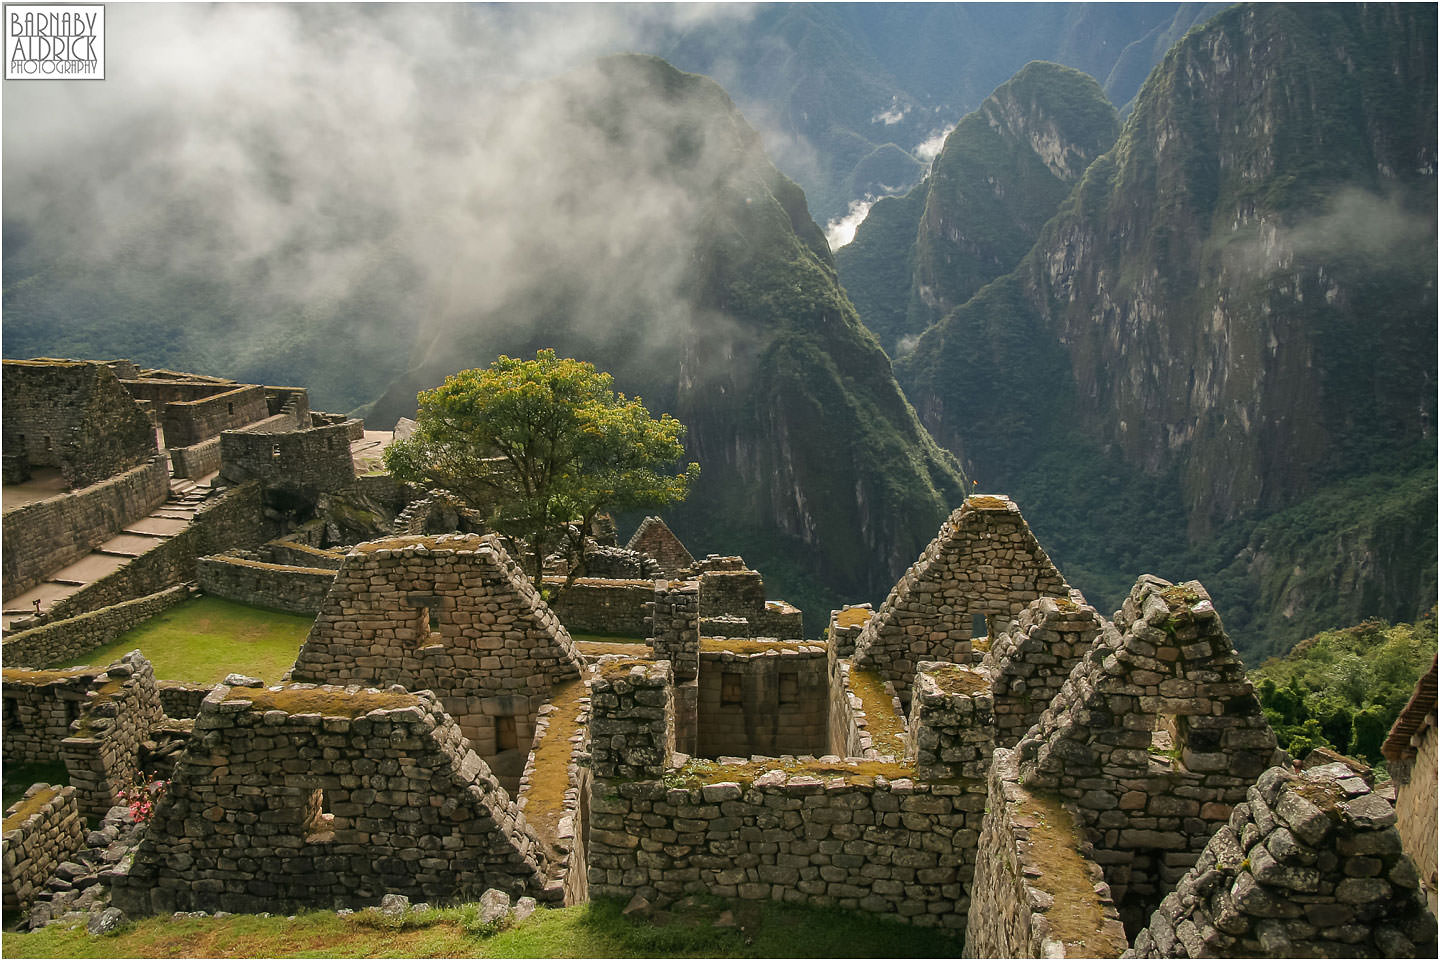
[1384,653,1438,916]
[5,476,1434,954]
[289,533,585,793]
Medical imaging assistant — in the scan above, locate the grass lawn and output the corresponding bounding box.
[53,596,314,685]
[2,896,965,958]
[2,762,69,815]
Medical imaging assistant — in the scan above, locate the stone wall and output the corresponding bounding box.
[853,495,1068,707]
[2,359,157,489]
[196,554,336,614]
[829,605,874,659]
[157,682,214,720]
[2,457,171,599]
[697,570,804,638]
[1015,576,1278,934]
[290,534,584,776]
[967,749,1130,958]
[650,581,699,682]
[111,681,548,916]
[261,538,345,570]
[60,652,167,821]
[2,785,86,918]
[2,668,98,765]
[982,593,1102,748]
[169,435,222,480]
[161,385,269,448]
[696,646,828,759]
[626,516,694,574]
[1394,723,1438,916]
[585,659,978,929]
[219,420,357,494]
[1,585,192,669]
[120,376,232,407]
[1126,763,1437,958]
[579,546,662,580]
[544,577,655,637]
[515,680,592,905]
[26,481,265,626]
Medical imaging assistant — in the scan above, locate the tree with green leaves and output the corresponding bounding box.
[383,350,699,593]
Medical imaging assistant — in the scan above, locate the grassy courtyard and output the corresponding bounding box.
[55,596,314,685]
[1,895,965,958]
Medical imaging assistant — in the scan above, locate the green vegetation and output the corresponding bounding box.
[55,596,313,685]
[384,350,699,593]
[1249,612,1436,765]
[2,895,964,958]
[2,762,69,815]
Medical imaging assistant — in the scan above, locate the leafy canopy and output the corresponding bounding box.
[383,350,699,587]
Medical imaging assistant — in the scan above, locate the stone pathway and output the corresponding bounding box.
[1,474,222,633]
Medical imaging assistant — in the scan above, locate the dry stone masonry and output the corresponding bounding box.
[1126,762,1437,958]
[290,534,584,788]
[1016,576,1280,935]
[627,516,694,574]
[853,496,1068,706]
[112,680,548,916]
[2,785,86,919]
[982,592,1102,748]
[60,652,167,821]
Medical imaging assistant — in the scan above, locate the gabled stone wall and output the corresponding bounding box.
[2,359,157,489]
[627,516,694,574]
[111,681,548,916]
[982,592,1102,748]
[290,534,584,778]
[853,496,1067,706]
[1015,576,1278,934]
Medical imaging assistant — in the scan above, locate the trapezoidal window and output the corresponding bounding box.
[971,612,988,640]
[227,402,234,415]
[407,594,443,646]
[304,788,335,843]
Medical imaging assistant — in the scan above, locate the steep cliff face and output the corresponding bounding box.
[908,62,1119,342]
[369,55,967,625]
[838,62,1118,355]
[893,3,1435,656]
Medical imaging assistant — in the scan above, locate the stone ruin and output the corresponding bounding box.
[3,396,1436,957]
[289,533,586,794]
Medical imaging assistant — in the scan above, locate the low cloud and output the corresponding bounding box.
[825,198,877,250]
[914,124,956,164]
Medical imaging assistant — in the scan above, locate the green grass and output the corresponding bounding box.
[2,896,965,958]
[53,596,314,685]
[2,762,69,815]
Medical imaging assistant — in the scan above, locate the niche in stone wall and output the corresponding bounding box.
[3,695,23,732]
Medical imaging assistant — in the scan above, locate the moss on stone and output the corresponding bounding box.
[1018,790,1128,957]
[2,786,60,833]
[224,686,419,718]
[849,668,909,756]
[521,678,588,855]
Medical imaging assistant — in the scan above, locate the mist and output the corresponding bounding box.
[2,3,770,410]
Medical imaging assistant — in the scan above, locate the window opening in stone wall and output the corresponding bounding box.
[971,612,987,640]
[64,697,83,731]
[496,715,519,752]
[427,605,441,631]
[43,436,51,451]
[3,696,23,732]
[304,788,335,843]
[271,443,281,460]
[721,673,743,705]
[227,402,234,415]
[779,672,799,704]
[1148,713,1184,771]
